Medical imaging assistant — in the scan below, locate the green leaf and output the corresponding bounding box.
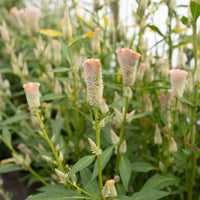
[132,190,171,200]
[148,25,165,38]
[49,67,70,73]
[119,155,132,191]
[181,16,189,25]
[27,185,91,200]
[91,146,114,180]
[132,162,157,173]
[68,155,95,178]
[40,93,66,101]
[80,168,100,198]
[2,128,12,148]
[190,0,200,22]
[72,107,93,123]
[131,112,151,120]
[0,163,22,174]
[52,118,65,137]
[0,68,13,74]
[0,114,29,126]
[114,196,133,200]
[56,77,74,83]
[60,39,73,65]
[180,96,195,108]
[141,174,178,191]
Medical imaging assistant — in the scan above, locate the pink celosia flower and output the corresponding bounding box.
[169,69,188,98]
[116,48,141,86]
[23,82,40,112]
[10,6,40,35]
[83,59,103,107]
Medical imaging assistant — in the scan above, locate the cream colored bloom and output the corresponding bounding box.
[92,27,101,55]
[169,69,188,98]
[63,7,72,40]
[116,48,141,86]
[154,124,162,145]
[83,59,103,107]
[23,82,40,112]
[102,179,117,198]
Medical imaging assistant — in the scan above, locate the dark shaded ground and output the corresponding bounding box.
[0,172,41,200]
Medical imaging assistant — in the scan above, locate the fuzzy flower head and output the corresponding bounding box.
[23,82,40,113]
[169,69,188,98]
[10,6,40,35]
[83,59,103,107]
[116,48,141,86]
[102,179,117,198]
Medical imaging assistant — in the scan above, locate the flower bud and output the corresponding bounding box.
[88,138,102,155]
[63,7,72,40]
[83,59,103,107]
[42,155,52,163]
[161,60,169,79]
[126,110,136,123]
[52,40,62,66]
[100,99,109,115]
[102,179,117,198]
[116,48,141,86]
[169,69,188,98]
[92,27,101,55]
[54,80,62,94]
[110,129,120,145]
[145,95,153,112]
[55,168,68,184]
[0,20,10,42]
[186,71,193,93]
[119,140,127,154]
[23,82,40,112]
[123,86,132,99]
[63,82,73,98]
[154,124,162,145]
[137,62,146,81]
[159,161,165,172]
[158,91,172,107]
[169,137,178,153]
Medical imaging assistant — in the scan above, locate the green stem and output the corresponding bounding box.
[35,110,65,171]
[25,164,48,185]
[66,179,98,200]
[163,97,178,174]
[72,71,80,157]
[168,7,173,69]
[115,96,129,174]
[94,107,103,195]
[187,21,199,200]
[0,136,48,186]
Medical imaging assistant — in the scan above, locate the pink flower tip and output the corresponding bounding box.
[116,48,141,59]
[169,69,188,77]
[94,27,102,33]
[23,82,40,89]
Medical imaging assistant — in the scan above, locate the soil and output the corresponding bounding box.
[0,172,42,200]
